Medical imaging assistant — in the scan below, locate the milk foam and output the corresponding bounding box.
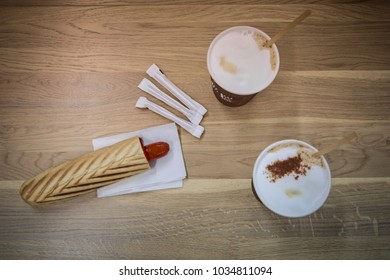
[253,141,331,218]
[208,26,278,95]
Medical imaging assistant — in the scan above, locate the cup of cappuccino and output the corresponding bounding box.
[207,26,280,107]
[252,140,331,218]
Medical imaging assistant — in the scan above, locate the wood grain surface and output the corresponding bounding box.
[0,0,389,259]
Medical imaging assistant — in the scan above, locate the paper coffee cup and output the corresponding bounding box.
[207,26,280,107]
[252,140,331,218]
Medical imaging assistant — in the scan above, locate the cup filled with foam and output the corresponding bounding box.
[207,26,280,107]
[252,140,332,218]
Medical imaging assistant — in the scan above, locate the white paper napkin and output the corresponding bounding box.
[92,122,186,198]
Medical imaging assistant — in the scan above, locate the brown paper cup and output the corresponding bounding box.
[207,26,280,107]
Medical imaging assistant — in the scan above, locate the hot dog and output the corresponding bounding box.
[20,136,170,204]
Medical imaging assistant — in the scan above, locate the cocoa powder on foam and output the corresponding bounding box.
[265,145,323,183]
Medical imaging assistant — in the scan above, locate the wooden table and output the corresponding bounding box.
[0,1,389,259]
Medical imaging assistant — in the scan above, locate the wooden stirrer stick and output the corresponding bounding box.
[313,132,358,158]
[265,10,311,48]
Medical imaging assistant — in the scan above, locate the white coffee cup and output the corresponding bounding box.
[252,140,331,218]
[207,26,280,107]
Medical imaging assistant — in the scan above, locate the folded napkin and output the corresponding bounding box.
[92,122,186,198]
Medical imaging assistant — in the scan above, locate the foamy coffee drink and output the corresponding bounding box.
[253,140,331,218]
[207,26,279,106]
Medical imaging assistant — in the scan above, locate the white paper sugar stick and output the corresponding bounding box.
[138,78,203,125]
[146,64,207,116]
[136,97,204,138]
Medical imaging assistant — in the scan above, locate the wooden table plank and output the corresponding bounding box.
[1,0,386,6]
[0,178,389,259]
[1,69,388,179]
[1,5,389,72]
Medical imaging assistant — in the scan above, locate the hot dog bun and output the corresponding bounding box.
[20,136,150,204]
